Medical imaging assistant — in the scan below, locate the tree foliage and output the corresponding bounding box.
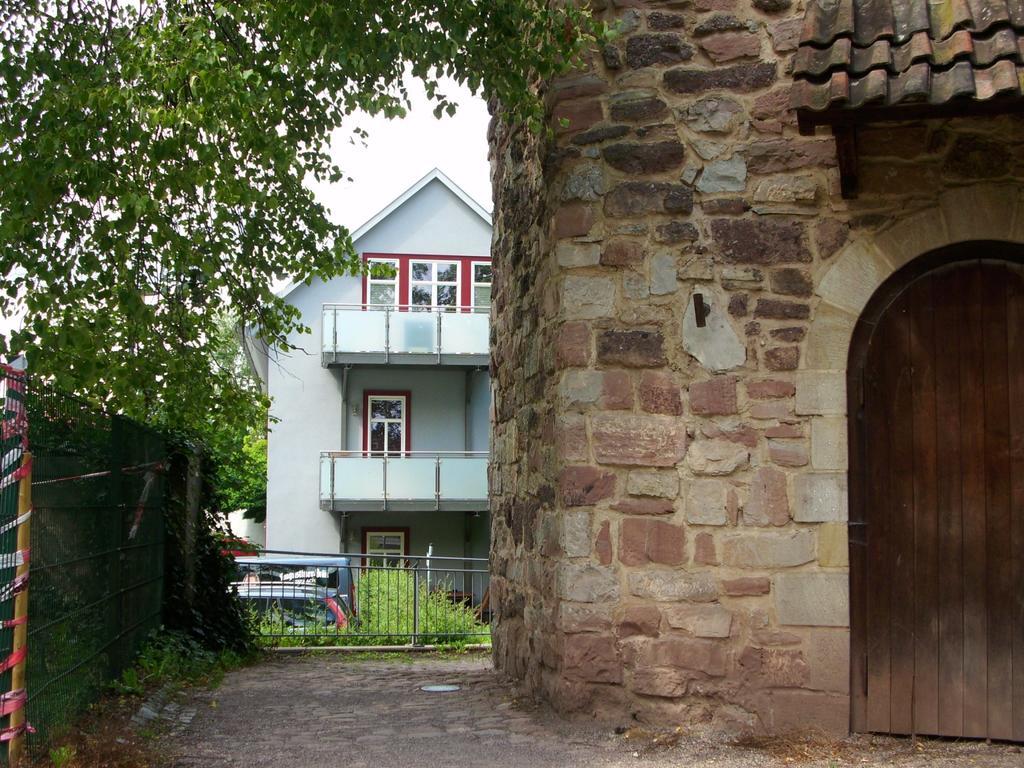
[0,1,592,440]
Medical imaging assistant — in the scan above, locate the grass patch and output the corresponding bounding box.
[111,630,255,696]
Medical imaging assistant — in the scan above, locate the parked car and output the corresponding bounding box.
[235,582,348,629]
[233,555,354,629]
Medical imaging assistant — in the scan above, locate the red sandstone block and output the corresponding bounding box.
[562,634,623,684]
[694,532,719,565]
[556,322,591,368]
[559,466,616,507]
[553,202,596,239]
[595,520,612,566]
[689,376,738,415]
[639,371,683,415]
[746,379,796,399]
[611,497,675,516]
[617,605,662,638]
[723,576,771,596]
[601,370,633,410]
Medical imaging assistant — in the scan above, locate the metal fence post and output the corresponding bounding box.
[411,558,420,647]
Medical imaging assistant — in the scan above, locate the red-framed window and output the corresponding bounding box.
[362,390,411,455]
[361,253,492,310]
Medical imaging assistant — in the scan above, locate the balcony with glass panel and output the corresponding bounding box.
[321,304,489,367]
[319,451,489,512]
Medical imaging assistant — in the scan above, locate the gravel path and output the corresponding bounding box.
[169,653,1024,768]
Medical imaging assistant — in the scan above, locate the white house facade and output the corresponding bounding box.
[249,169,493,561]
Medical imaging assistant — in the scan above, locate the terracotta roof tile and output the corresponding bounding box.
[793,0,1024,114]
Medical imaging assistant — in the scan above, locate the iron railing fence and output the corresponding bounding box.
[235,550,490,647]
[0,371,166,745]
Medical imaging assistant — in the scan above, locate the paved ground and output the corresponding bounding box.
[169,653,1024,768]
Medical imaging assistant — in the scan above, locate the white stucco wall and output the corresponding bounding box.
[264,176,492,553]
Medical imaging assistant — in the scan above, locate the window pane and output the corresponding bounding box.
[368,260,397,279]
[411,286,432,306]
[369,285,395,305]
[369,422,385,452]
[436,263,458,282]
[382,399,403,419]
[437,285,457,306]
[474,286,491,308]
[474,264,492,283]
[411,262,431,281]
[387,422,402,451]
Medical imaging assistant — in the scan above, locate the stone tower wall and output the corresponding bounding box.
[488,0,1024,733]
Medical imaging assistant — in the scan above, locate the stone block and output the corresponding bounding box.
[558,602,613,633]
[664,62,777,94]
[630,667,690,698]
[768,440,808,468]
[810,417,847,470]
[723,530,815,568]
[940,184,1015,248]
[628,571,718,602]
[818,522,849,567]
[754,298,810,320]
[559,370,602,408]
[556,241,601,268]
[739,646,809,688]
[616,605,662,638]
[558,466,616,507]
[722,576,770,596]
[612,497,675,516]
[747,379,795,399]
[592,413,688,467]
[561,510,592,557]
[625,33,695,69]
[795,372,846,415]
[595,520,612,565]
[683,290,747,372]
[689,376,737,415]
[639,371,683,415]
[710,218,811,265]
[774,572,849,627]
[693,532,719,565]
[804,303,857,371]
[663,604,733,638]
[686,439,749,476]
[682,96,745,133]
[815,240,893,316]
[686,478,729,525]
[556,414,589,462]
[553,202,596,239]
[793,473,847,522]
[563,634,623,684]
[700,31,762,62]
[602,239,645,266]
[597,329,667,367]
[602,142,686,174]
[765,346,800,371]
[802,627,850,693]
[743,467,790,526]
[771,690,850,735]
[627,469,679,498]
[562,275,616,320]
[696,156,748,194]
[557,563,621,603]
[650,252,679,295]
[556,322,591,368]
[643,637,727,675]
[619,519,686,566]
[601,370,633,410]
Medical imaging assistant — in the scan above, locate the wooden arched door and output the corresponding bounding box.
[849,247,1024,740]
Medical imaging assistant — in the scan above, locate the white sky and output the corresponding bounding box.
[0,77,493,339]
[309,77,493,231]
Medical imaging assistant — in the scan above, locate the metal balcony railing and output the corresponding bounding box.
[321,304,489,366]
[319,451,489,512]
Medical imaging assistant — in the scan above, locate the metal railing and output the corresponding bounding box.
[321,303,489,365]
[319,450,488,512]
[235,549,490,647]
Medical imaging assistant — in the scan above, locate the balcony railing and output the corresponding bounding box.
[319,451,489,512]
[322,304,489,367]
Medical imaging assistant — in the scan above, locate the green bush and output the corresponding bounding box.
[111,630,250,694]
[250,568,490,648]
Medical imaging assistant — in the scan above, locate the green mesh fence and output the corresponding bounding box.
[0,370,166,746]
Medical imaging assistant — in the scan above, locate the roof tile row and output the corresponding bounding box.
[794,0,1024,114]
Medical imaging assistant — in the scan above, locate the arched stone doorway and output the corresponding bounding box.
[846,244,1024,740]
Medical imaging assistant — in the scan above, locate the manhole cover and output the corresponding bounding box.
[420,684,461,693]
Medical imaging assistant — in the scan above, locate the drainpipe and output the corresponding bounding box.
[340,365,351,450]
[464,369,472,451]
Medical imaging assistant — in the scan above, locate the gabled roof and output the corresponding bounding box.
[792,0,1024,124]
[277,168,491,299]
